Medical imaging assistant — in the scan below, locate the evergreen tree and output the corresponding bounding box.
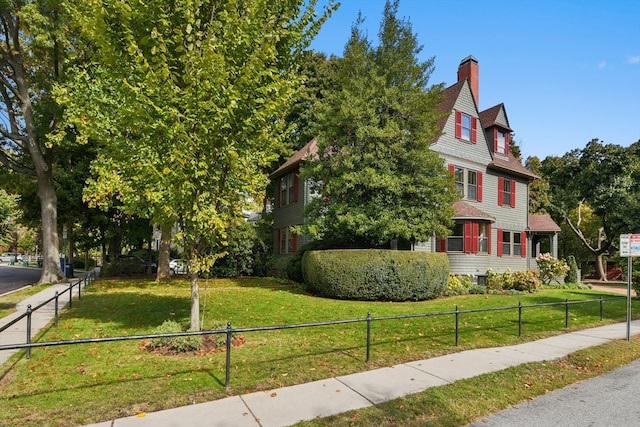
[301,0,456,247]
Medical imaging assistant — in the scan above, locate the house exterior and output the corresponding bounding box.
[269,56,559,279]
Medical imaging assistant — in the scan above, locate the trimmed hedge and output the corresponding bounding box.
[302,249,449,301]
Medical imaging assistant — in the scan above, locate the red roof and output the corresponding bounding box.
[452,201,495,222]
[489,154,539,180]
[528,214,561,232]
[478,103,511,131]
[269,139,318,179]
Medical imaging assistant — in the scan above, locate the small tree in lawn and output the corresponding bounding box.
[300,0,457,247]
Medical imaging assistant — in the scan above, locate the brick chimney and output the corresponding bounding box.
[458,56,479,107]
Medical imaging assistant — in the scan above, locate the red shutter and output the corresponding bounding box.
[493,128,498,152]
[464,222,472,254]
[471,117,477,143]
[498,177,504,206]
[292,232,298,252]
[438,238,447,252]
[293,173,299,202]
[477,171,483,202]
[510,180,516,208]
[472,222,479,253]
[448,164,455,175]
[455,110,462,139]
[487,223,492,254]
[505,132,511,155]
[521,231,527,258]
[497,229,503,257]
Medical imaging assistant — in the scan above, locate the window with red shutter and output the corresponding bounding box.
[521,231,527,258]
[497,229,503,257]
[471,117,477,143]
[464,222,472,253]
[455,111,462,139]
[510,180,516,208]
[498,177,504,206]
[477,172,483,202]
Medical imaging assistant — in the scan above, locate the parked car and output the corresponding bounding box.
[169,259,189,275]
[0,252,23,263]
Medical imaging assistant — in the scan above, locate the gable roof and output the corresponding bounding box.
[433,80,466,141]
[478,103,511,131]
[269,139,318,179]
[528,214,561,232]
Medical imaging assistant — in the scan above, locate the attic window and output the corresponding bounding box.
[494,129,510,155]
[455,110,477,143]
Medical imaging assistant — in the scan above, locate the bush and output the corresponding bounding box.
[445,274,473,296]
[535,253,569,284]
[286,239,342,283]
[565,255,579,283]
[302,249,449,301]
[101,257,145,277]
[145,320,202,354]
[486,269,542,293]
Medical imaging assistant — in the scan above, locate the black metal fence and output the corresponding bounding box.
[0,279,626,387]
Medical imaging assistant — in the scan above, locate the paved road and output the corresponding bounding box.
[469,359,640,426]
[0,266,41,295]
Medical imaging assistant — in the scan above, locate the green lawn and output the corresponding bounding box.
[0,277,637,426]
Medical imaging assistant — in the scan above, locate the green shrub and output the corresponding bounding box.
[146,320,202,354]
[565,255,579,283]
[302,250,449,301]
[286,240,342,283]
[101,258,144,277]
[486,269,541,293]
[535,253,569,284]
[445,274,473,296]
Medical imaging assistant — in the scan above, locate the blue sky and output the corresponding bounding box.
[309,0,640,160]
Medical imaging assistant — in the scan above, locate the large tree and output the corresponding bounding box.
[542,139,640,280]
[59,0,335,330]
[300,0,456,247]
[0,0,77,282]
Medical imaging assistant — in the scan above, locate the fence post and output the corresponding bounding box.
[225,322,232,388]
[599,297,604,321]
[54,291,59,327]
[565,299,569,328]
[26,304,32,359]
[518,302,523,337]
[69,284,73,309]
[78,279,82,300]
[455,305,459,346]
[366,312,372,363]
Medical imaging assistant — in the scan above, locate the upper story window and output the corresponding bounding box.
[449,164,483,202]
[278,172,298,206]
[493,128,510,155]
[455,110,477,143]
[498,176,516,208]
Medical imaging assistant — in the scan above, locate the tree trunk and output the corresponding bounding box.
[156,223,172,282]
[37,170,63,283]
[190,273,200,331]
[595,253,607,281]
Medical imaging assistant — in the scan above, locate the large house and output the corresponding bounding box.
[269,56,560,280]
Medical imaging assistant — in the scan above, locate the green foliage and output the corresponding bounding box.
[486,269,542,293]
[0,190,19,246]
[445,274,474,296]
[566,255,579,283]
[101,257,145,277]
[146,320,202,354]
[300,1,457,247]
[302,249,449,301]
[536,253,570,284]
[286,239,343,283]
[207,220,262,278]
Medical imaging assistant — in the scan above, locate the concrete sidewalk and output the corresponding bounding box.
[2,283,639,427]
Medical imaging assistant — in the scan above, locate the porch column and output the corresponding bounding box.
[551,233,558,258]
